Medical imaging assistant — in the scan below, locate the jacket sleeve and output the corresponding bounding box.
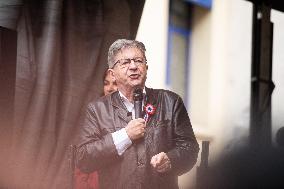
[166,96,200,176]
[75,103,120,173]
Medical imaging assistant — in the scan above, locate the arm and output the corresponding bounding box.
[166,96,200,175]
[76,103,146,173]
[76,104,119,173]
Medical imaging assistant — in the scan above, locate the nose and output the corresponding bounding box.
[129,59,138,69]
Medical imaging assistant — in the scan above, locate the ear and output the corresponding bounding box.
[146,65,148,70]
[108,69,116,81]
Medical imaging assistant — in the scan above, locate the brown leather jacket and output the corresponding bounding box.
[76,87,199,189]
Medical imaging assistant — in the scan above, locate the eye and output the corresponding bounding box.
[104,81,109,85]
[134,58,144,64]
[121,59,130,66]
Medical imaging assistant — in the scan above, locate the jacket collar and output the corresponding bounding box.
[111,91,127,110]
[145,87,157,107]
[111,91,132,123]
[111,87,157,107]
[110,87,158,123]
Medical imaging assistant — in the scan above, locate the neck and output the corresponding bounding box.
[118,86,144,103]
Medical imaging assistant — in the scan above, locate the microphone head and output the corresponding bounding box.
[133,88,143,101]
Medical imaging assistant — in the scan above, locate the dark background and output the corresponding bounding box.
[0,0,144,188]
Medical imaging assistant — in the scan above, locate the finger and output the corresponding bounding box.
[155,154,164,165]
[156,160,169,170]
[156,166,168,173]
[156,162,171,173]
[135,127,142,135]
[155,158,166,168]
[137,121,146,128]
[159,154,169,164]
[151,153,164,167]
[150,156,158,167]
[136,118,146,124]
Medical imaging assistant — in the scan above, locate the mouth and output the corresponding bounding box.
[129,74,140,79]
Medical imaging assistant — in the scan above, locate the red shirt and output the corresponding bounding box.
[74,168,99,189]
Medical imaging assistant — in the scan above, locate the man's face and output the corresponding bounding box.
[110,47,147,90]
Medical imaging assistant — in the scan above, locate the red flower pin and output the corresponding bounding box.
[144,103,156,115]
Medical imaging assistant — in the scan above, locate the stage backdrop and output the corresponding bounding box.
[0,0,144,188]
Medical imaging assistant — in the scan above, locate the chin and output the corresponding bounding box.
[132,83,144,89]
[128,80,139,86]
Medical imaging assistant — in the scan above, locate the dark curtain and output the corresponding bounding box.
[0,0,145,188]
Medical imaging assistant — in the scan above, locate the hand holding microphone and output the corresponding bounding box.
[125,118,146,141]
[125,88,145,141]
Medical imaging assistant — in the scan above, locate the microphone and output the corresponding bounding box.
[133,88,143,119]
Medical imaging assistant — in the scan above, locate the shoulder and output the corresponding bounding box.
[146,87,181,101]
[86,92,114,109]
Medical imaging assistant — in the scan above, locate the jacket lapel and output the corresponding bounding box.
[144,87,158,124]
[111,91,132,124]
[110,88,158,125]
[145,87,157,107]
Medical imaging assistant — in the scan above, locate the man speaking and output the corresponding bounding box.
[76,39,199,189]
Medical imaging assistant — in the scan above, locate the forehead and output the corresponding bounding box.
[114,47,144,60]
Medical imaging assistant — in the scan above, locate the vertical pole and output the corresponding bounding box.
[196,141,210,189]
[250,2,274,149]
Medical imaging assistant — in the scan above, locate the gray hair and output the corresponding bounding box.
[107,39,147,68]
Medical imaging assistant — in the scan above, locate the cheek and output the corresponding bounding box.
[118,73,128,80]
[111,82,117,88]
[114,71,125,79]
[104,85,109,90]
[140,68,147,76]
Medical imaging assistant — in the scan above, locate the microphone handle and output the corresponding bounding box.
[134,100,142,119]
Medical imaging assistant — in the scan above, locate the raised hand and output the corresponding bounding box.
[150,152,172,173]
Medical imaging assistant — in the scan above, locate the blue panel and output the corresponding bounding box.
[166,25,191,107]
[184,0,212,9]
